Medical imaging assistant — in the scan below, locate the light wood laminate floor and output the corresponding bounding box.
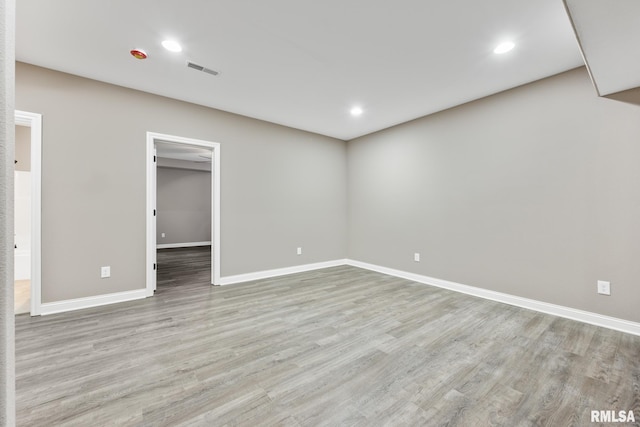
[15,247,640,426]
[14,279,30,315]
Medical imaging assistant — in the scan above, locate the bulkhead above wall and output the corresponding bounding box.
[155,141,212,171]
[564,0,640,98]
[157,157,212,172]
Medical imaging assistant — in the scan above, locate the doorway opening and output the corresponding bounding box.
[14,125,31,314]
[146,132,220,295]
[14,110,42,316]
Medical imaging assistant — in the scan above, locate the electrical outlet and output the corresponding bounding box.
[597,280,610,295]
[101,266,111,279]
[161,233,166,238]
[297,247,302,255]
[414,253,420,262]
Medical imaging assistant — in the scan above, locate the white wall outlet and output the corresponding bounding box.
[101,266,111,279]
[414,253,420,262]
[297,247,302,255]
[597,280,610,295]
[161,233,166,238]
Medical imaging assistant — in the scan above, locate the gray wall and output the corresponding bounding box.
[16,62,348,303]
[15,125,29,171]
[14,61,640,325]
[0,0,16,423]
[348,67,640,323]
[157,166,211,245]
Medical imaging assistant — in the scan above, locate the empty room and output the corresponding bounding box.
[1,0,640,426]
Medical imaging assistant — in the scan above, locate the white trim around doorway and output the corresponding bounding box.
[15,110,42,316]
[146,132,221,296]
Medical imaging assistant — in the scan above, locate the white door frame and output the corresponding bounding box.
[146,132,220,295]
[15,110,42,316]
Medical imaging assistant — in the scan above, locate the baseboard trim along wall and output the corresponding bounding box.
[156,241,212,249]
[219,259,348,286]
[37,258,640,337]
[345,259,640,337]
[39,289,148,316]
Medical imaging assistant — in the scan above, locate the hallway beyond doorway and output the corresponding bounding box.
[156,246,212,293]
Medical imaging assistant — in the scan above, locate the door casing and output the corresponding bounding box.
[15,110,42,316]
[146,132,221,295]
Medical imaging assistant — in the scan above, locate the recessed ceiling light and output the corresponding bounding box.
[494,41,515,54]
[162,40,182,52]
[350,106,363,117]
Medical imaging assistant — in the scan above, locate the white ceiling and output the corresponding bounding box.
[16,0,585,140]
[563,0,640,97]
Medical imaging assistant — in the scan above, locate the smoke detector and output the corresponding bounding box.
[130,49,148,60]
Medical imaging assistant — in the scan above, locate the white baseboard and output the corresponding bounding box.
[37,257,640,336]
[345,259,640,337]
[40,289,148,316]
[220,259,348,286]
[157,241,212,249]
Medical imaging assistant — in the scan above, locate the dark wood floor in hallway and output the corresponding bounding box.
[15,247,640,426]
[156,246,213,292]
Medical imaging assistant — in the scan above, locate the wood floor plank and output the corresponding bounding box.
[15,247,640,426]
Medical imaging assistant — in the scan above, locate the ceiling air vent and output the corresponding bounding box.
[187,61,220,76]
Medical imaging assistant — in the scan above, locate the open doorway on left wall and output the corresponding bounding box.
[14,110,42,316]
[14,125,31,314]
